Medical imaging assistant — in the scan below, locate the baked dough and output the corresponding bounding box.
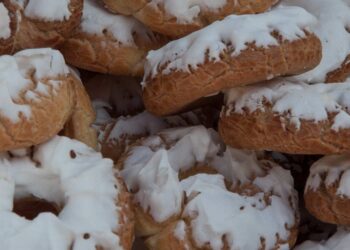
[102,0,280,37]
[59,0,166,77]
[142,6,321,115]
[0,0,17,54]
[219,79,350,154]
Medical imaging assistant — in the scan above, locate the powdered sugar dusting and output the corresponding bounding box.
[12,0,71,21]
[0,3,11,39]
[0,136,123,250]
[153,0,227,23]
[0,48,69,123]
[225,79,350,130]
[282,0,350,83]
[121,126,297,249]
[306,154,350,198]
[143,5,316,84]
[81,0,155,45]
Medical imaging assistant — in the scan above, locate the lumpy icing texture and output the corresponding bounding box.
[281,0,350,83]
[0,3,11,39]
[225,79,350,130]
[81,0,156,45]
[0,48,69,123]
[121,126,298,249]
[306,155,350,198]
[142,5,316,83]
[152,0,227,23]
[12,0,71,21]
[295,229,350,250]
[0,136,122,250]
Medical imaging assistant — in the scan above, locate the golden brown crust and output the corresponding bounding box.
[60,30,166,76]
[0,75,75,152]
[143,33,322,116]
[62,72,98,149]
[0,0,17,54]
[326,54,350,83]
[102,0,280,38]
[219,107,350,154]
[13,0,83,52]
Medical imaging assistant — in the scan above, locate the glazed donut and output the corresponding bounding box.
[0,48,76,151]
[59,0,166,77]
[304,154,350,226]
[295,228,350,250]
[219,79,350,154]
[282,0,350,83]
[117,126,299,250]
[0,136,134,250]
[142,6,321,116]
[0,0,17,54]
[101,0,280,38]
[11,0,83,52]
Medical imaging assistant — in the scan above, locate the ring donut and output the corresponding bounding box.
[282,0,350,83]
[305,154,350,226]
[219,79,350,154]
[0,136,134,250]
[101,0,280,38]
[59,0,167,77]
[11,0,83,52]
[117,125,299,250]
[142,6,321,116]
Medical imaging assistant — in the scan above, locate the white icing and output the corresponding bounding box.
[142,5,316,83]
[225,79,350,130]
[281,0,350,83]
[121,126,297,249]
[0,3,11,39]
[81,0,155,45]
[0,48,69,123]
[295,228,350,250]
[306,154,350,198]
[0,136,122,250]
[12,0,71,21]
[152,0,227,24]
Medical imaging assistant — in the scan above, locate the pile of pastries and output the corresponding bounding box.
[1,0,350,249]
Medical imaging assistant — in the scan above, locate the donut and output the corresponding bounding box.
[282,0,350,83]
[117,125,299,250]
[0,136,134,250]
[142,6,321,116]
[304,154,350,226]
[219,79,350,154]
[11,0,83,52]
[59,0,167,77]
[295,228,350,250]
[101,0,280,38]
[0,0,17,54]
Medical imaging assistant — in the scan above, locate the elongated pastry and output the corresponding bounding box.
[220,79,350,154]
[142,6,321,115]
[11,0,83,51]
[0,0,17,54]
[117,126,299,250]
[282,0,350,83]
[102,0,280,37]
[60,0,166,77]
[0,136,134,250]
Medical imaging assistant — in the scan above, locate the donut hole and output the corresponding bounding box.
[13,196,61,220]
